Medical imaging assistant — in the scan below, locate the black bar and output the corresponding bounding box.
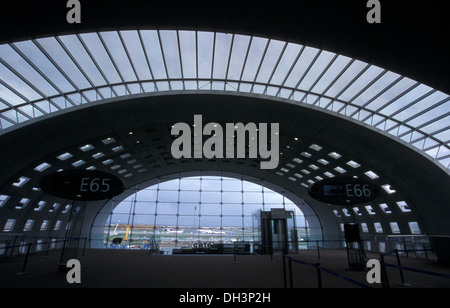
[316,263,323,288]
[18,243,32,274]
[379,254,390,288]
[282,253,287,288]
[395,249,406,284]
[288,257,293,288]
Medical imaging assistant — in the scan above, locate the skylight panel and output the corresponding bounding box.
[334,166,346,174]
[99,31,136,82]
[118,30,153,81]
[309,144,322,151]
[379,203,392,214]
[12,176,30,187]
[79,144,94,152]
[324,171,335,178]
[0,195,10,208]
[72,159,85,167]
[374,222,383,233]
[0,44,58,97]
[15,198,30,210]
[408,222,421,234]
[292,158,303,164]
[346,160,361,168]
[92,152,105,159]
[33,201,47,211]
[328,152,342,159]
[255,39,286,84]
[139,30,167,79]
[226,34,250,80]
[102,137,116,144]
[36,36,91,90]
[396,201,411,213]
[212,32,233,80]
[317,158,329,165]
[57,152,73,161]
[3,219,16,232]
[365,205,376,215]
[0,62,42,102]
[270,43,303,86]
[309,164,319,170]
[283,46,319,88]
[112,145,124,152]
[196,31,214,79]
[159,30,182,79]
[339,65,384,102]
[324,59,368,98]
[34,162,51,172]
[79,33,122,84]
[58,34,106,87]
[379,83,431,116]
[381,184,396,194]
[301,151,312,158]
[389,222,401,233]
[310,54,352,94]
[365,170,379,179]
[178,31,197,79]
[297,50,335,91]
[241,36,269,82]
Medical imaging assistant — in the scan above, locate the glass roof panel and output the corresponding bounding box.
[324,59,367,98]
[79,33,122,84]
[212,32,233,80]
[255,39,285,84]
[178,31,197,79]
[0,44,58,97]
[140,30,167,80]
[159,30,182,79]
[13,40,75,94]
[283,46,319,88]
[227,34,251,81]
[36,37,91,90]
[120,31,152,80]
[297,50,336,91]
[241,36,269,82]
[99,31,137,82]
[58,34,106,87]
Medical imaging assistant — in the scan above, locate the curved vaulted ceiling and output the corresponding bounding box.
[1,30,448,170]
[0,2,449,244]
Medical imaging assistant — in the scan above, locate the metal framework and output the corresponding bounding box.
[0,30,449,169]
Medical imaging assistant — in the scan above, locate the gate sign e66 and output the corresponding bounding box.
[309,176,380,205]
[40,169,125,201]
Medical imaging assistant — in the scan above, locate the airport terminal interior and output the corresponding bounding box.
[0,1,449,288]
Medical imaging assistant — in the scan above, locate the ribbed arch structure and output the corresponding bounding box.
[1,29,449,170]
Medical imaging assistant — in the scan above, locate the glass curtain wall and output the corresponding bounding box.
[101,176,310,254]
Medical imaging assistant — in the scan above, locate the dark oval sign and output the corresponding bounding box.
[309,176,380,205]
[39,169,125,201]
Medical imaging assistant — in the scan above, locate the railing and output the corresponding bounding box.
[0,236,87,274]
[378,249,450,288]
[282,254,373,288]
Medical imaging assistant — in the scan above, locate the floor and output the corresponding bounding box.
[1,248,450,288]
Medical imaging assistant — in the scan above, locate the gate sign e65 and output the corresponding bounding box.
[40,169,125,201]
[308,176,380,205]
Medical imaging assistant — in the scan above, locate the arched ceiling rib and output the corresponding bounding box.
[0,30,449,170]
